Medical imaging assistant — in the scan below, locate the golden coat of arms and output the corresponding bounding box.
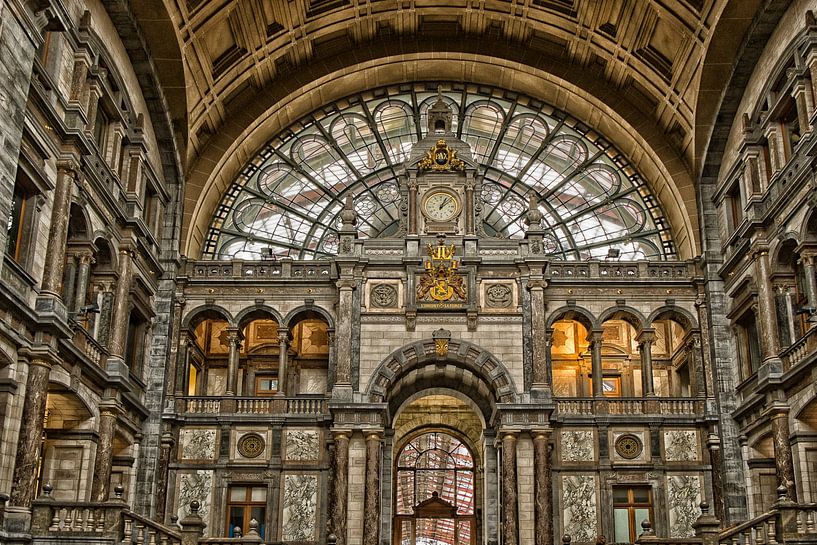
[417,241,466,302]
[418,140,465,172]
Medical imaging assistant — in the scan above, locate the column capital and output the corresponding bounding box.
[636,329,656,345]
[586,329,605,344]
[225,328,243,345]
[336,278,356,290]
[56,158,81,177]
[499,429,520,441]
[277,328,290,343]
[364,431,384,442]
[331,429,352,441]
[531,428,552,441]
[527,279,547,290]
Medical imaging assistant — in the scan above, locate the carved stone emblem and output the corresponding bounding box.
[237,433,265,458]
[615,434,643,460]
[485,284,513,308]
[371,284,398,308]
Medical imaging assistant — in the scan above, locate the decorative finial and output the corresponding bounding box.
[340,194,357,229]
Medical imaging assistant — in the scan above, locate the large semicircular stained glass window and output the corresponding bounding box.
[204,83,676,261]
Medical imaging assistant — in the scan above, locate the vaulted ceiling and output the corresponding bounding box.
[131,0,768,258]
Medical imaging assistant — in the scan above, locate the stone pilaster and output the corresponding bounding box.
[707,433,725,522]
[533,430,552,545]
[800,254,817,324]
[10,355,53,507]
[793,81,813,136]
[501,431,519,545]
[362,432,382,545]
[62,254,78,310]
[107,246,134,368]
[91,402,119,501]
[154,432,174,522]
[329,431,350,545]
[686,333,706,398]
[637,329,656,396]
[528,280,550,395]
[41,161,79,297]
[333,279,355,397]
[588,330,604,397]
[277,328,289,395]
[225,328,241,396]
[753,248,781,363]
[771,406,797,501]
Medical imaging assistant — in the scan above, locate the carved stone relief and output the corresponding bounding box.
[562,475,597,542]
[177,470,213,536]
[485,283,513,308]
[180,429,217,460]
[370,283,398,308]
[561,430,594,462]
[281,474,318,541]
[285,429,320,461]
[664,430,698,462]
[667,475,702,537]
[237,433,265,459]
[613,432,645,461]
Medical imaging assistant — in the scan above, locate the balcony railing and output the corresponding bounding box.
[555,397,703,416]
[182,396,327,416]
[70,322,109,368]
[781,327,817,372]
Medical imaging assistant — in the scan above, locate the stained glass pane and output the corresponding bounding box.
[205,84,676,261]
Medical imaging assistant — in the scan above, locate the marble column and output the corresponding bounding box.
[771,407,797,501]
[408,178,418,235]
[41,162,78,297]
[501,431,519,545]
[533,430,552,545]
[754,249,781,362]
[107,247,134,364]
[707,433,725,522]
[277,329,289,396]
[465,177,475,235]
[329,431,350,545]
[73,251,94,313]
[362,432,382,545]
[588,330,604,397]
[91,403,118,501]
[801,254,817,326]
[225,328,241,396]
[10,356,53,507]
[334,279,355,395]
[528,280,549,391]
[62,255,78,310]
[637,330,656,396]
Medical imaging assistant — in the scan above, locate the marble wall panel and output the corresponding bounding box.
[285,429,320,461]
[180,428,217,460]
[298,369,327,394]
[281,474,318,541]
[561,430,594,462]
[664,430,698,462]
[177,470,214,536]
[562,475,597,542]
[667,475,702,538]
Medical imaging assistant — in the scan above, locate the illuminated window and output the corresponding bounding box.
[205,84,675,261]
[6,174,35,265]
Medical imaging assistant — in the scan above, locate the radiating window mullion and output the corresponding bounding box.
[359,100,396,169]
[314,118,364,180]
[485,101,518,166]
[272,147,341,200]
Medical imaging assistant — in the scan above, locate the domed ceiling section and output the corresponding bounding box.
[204,84,675,261]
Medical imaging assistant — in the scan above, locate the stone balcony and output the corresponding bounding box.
[555,397,705,418]
[175,396,328,419]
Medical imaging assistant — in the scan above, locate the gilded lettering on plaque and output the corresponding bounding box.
[418,140,465,172]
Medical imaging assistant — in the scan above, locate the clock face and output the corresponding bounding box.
[423,191,460,222]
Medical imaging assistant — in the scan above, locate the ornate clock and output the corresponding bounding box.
[422,190,461,223]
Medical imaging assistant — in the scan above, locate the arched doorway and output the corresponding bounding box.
[389,390,485,545]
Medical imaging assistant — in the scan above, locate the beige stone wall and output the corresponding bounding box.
[517,436,535,545]
[346,433,366,545]
[359,318,524,394]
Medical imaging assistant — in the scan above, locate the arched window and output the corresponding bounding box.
[394,431,475,545]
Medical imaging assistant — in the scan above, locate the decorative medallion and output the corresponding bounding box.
[371,284,398,308]
[418,139,465,171]
[615,434,643,460]
[237,433,265,458]
[417,240,466,304]
[485,284,513,308]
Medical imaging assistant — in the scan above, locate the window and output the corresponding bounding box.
[6,173,35,265]
[227,486,266,538]
[613,486,653,543]
[726,183,743,233]
[586,376,621,397]
[736,313,762,378]
[255,375,278,396]
[93,107,109,152]
[125,312,148,378]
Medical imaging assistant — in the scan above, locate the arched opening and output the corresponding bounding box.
[774,239,808,345]
[40,387,95,501]
[647,316,698,397]
[286,311,330,395]
[188,312,232,396]
[550,318,590,397]
[392,394,482,545]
